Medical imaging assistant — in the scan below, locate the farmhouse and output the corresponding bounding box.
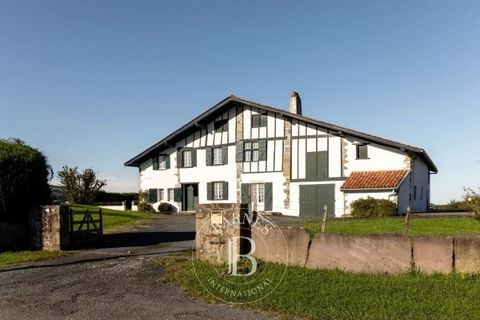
[125,93,437,217]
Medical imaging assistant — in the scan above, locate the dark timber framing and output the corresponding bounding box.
[125,95,438,175]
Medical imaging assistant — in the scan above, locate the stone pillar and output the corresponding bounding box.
[29,205,70,251]
[195,203,243,264]
[236,104,244,204]
[282,118,292,208]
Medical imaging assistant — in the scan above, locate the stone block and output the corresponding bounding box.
[413,237,453,274]
[455,236,480,273]
[306,234,412,273]
[253,227,310,267]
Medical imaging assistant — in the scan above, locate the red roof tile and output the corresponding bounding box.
[341,170,409,190]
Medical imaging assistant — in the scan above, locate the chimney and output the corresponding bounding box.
[289,91,302,115]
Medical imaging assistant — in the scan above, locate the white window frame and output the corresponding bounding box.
[183,150,192,167]
[168,188,174,202]
[244,142,259,162]
[159,189,165,201]
[159,155,167,170]
[213,182,223,200]
[250,183,265,211]
[213,147,223,165]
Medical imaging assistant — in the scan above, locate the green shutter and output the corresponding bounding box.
[152,156,159,170]
[177,150,183,168]
[236,142,244,162]
[222,146,228,165]
[252,115,259,128]
[165,155,170,169]
[260,114,267,127]
[222,181,228,200]
[149,188,158,203]
[241,183,250,204]
[259,140,267,161]
[206,148,213,166]
[317,151,328,179]
[306,152,317,181]
[207,182,213,200]
[264,182,273,211]
[174,188,182,202]
[192,149,197,167]
[306,151,328,180]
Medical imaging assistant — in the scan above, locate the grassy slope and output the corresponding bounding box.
[0,250,66,267]
[304,216,480,238]
[69,204,158,232]
[156,254,480,320]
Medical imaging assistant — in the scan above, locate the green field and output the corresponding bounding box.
[156,253,480,320]
[303,216,480,238]
[69,204,158,232]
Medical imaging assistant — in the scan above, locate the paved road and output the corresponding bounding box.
[0,215,273,320]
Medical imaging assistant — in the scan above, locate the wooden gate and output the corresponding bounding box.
[69,208,103,245]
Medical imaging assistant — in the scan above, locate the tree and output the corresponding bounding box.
[0,138,52,222]
[57,166,106,204]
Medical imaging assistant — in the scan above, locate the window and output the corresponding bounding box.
[159,155,168,170]
[356,144,368,159]
[213,182,224,200]
[183,150,192,167]
[244,142,259,162]
[252,113,267,128]
[168,188,174,202]
[152,156,159,170]
[159,189,165,201]
[213,147,223,165]
[214,119,228,132]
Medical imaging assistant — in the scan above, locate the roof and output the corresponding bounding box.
[124,95,438,173]
[341,170,410,191]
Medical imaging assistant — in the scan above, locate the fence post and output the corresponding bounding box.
[99,208,103,237]
[404,207,411,236]
[321,205,328,233]
[86,209,90,244]
[69,208,73,236]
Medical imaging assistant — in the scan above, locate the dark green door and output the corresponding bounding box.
[187,186,194,211]
[299,184,335,217]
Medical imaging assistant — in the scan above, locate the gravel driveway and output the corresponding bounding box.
[0,215,273,320]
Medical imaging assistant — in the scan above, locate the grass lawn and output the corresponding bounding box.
[156,253,480,320]
[69,204,159,232]
[303,216,480,238]
[0,250,66,267]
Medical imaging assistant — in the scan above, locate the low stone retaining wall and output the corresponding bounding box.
[306,234,411,273]
[251,227,480,274]
[253,227,310,267]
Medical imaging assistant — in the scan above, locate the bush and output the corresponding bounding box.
[0,138,51,222]
[137,202,155,213]
[158,202,175,213]
[464,188,480,219]
[350,197,397,217]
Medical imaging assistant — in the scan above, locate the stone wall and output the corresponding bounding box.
[0,222,27,249]
[245,227,480,274]
[306,234,411,273]
[253,227,310,267]
[29,205,70,251]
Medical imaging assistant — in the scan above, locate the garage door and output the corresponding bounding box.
[299,184,335,217]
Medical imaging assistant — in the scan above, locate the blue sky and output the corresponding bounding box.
[1,0,479,203]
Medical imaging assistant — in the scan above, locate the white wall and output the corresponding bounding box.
[343,190,397,215]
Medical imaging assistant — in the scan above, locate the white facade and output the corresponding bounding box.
[127,96,437,217]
